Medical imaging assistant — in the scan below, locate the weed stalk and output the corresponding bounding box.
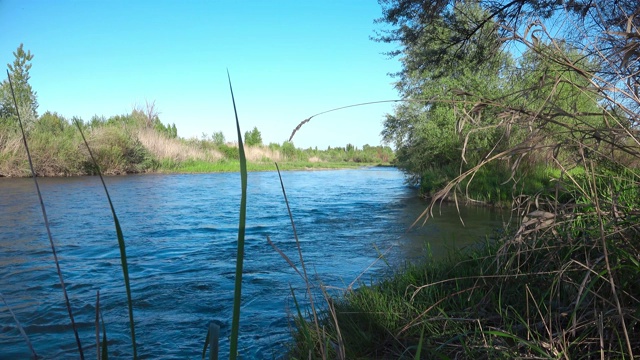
[227,71,248,360]
[74,119,137,358]
[6,69,85,359]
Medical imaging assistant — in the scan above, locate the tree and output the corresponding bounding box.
[378,0,638,194]
[1,44,38,129]
[380,1,511,188]
[244,126,262,146]
[281,141,296,159]
[212,131,225,145]
[377,0,640,117]
[512,41,604,156]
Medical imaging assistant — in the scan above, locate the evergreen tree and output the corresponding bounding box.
[1,44,38,129]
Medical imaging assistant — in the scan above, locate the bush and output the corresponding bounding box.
[217,143,240,160]
[82,127,152,175]
[244,126,262,146]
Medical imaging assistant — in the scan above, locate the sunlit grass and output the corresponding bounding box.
[158,159,383,173]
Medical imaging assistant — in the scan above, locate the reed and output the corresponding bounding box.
[1,292,37,359]
[6,70,85,359]
[227,71,248,360]
[266,163,356,359]
[75,118,138,358]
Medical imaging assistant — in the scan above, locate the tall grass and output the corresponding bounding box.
[136,127,223,163]
[227,71,248,360]
[75,119,138,358]
[6,70,85,358]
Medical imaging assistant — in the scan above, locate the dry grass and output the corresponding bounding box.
[0,132,26,176]
[242,145,283,162]
[136,128,222,162]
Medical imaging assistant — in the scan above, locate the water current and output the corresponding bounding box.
[0,167,505,359]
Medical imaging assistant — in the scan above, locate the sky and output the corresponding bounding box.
[0,1,402,149]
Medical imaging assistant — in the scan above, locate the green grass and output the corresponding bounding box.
[158,159,385,173]
[417,163,576,206]
[226,71,248,360]
[290,221,640,359]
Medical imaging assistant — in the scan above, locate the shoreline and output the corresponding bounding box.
[0,162,396,178]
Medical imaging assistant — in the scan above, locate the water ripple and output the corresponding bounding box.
[0,168,504,358]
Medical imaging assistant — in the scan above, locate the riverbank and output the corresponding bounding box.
[290,227,639,359]
[0,158,391,178]
[0,115,395,178]
[155,159,391,174]
[289,170,640,359]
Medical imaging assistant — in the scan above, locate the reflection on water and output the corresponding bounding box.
[0,168,504,358]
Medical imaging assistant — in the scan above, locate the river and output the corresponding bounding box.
[0,167,505,358]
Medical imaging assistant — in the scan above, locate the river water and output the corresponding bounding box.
[0,167,505,359]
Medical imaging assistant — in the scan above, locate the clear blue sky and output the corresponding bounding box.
[0,1,401,149]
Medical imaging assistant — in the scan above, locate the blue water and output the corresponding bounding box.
[0,168,504,359]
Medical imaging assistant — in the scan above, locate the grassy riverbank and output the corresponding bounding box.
[0,110,394,177]
[289,168,640,358]
[157,159,386,174]
[290,219,640,358]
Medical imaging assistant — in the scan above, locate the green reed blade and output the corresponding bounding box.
[6,70,84,359]
[95,291,100,360]
[100,307,109,360]
[414,326,425,360]
[201,328,209,360]
[209,322,220,360]
[227,70,248,360]
[201,322,220,360]
[275,163,319,328]
[289,285,311,346]
[74,119,137,359]
[1,292,38,359]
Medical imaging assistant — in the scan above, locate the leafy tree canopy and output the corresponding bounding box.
[377,0,630,196]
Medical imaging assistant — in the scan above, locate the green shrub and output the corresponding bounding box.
[217,143,240,160]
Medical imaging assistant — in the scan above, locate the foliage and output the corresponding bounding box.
[244,126,262,146]
[1,44,38,130]
[376,0,638,76]
[280,140,297,160]
[380,1,516,198]
[80,126,150,175]
[293,211,640,358]
[378,0,632,203]
[217,143,240,160]
[211,131,225,145]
